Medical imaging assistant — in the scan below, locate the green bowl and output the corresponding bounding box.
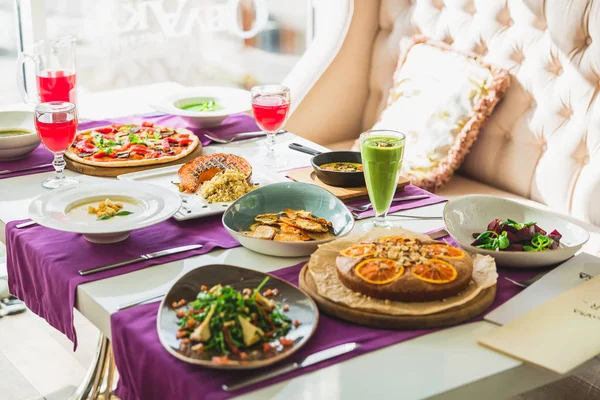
[222,182,354,257]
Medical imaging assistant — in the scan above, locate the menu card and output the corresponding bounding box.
[485,253,600,326]
[478,275,600,374]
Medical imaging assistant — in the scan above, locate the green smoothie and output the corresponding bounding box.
[361,136,405,216]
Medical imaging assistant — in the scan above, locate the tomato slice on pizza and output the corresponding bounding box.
[65,122,200,167]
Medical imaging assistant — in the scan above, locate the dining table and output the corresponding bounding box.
[0,81,591,400]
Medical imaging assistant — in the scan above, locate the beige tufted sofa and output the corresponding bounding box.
[285,0,600,257]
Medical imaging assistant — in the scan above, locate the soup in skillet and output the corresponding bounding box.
[319,162,363,172]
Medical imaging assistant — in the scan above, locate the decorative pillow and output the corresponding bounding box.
[361,36,510,192]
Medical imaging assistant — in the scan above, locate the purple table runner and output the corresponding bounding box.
[6,216,240,349]
[111,240,544,400]
[347,184,447,217]
[79,113,259,147]
[0,144,54,179]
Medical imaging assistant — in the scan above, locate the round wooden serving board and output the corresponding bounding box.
[64,143,203,177]
[298,264,496,330]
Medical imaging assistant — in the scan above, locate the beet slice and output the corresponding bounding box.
[487,219,502,233]
[548,229,562,244]
[500,224,519,235]
[534,224,547,236]
[504,230,519,243]
[515,225,535,242]
[505,243,524,251]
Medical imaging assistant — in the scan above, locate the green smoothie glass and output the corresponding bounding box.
[360,129,406,230]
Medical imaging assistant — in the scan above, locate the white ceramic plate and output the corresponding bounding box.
[0,111,40,160]
[117,163,286,221]
[443,195,590,268]
[150,86,251,128]
[29,182,181,243]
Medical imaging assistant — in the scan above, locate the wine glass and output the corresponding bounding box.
[34,101,79,189]
[251,85,291,167]
[360,129,406,230]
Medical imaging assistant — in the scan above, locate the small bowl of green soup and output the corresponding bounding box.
[149,87,252,128]
[0,111,40,160]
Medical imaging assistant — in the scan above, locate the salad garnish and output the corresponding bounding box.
[87,198,134,221]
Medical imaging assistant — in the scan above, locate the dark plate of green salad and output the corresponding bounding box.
[157,264,319,369]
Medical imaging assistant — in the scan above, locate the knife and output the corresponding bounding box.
[78,244,203,276]
[0,163,53,175]
[222,342,359,392]
[117,293,165,311]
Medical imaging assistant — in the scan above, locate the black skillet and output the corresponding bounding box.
[288,142,365,187]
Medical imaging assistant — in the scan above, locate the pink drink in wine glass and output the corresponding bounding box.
[251,85,291,167]
[252,95,290,132]
[34,101,79,189]
[36,119,77,153]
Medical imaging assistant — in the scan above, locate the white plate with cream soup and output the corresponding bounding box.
[29,182,181,243]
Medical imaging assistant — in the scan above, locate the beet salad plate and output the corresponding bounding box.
[157,264,319,370]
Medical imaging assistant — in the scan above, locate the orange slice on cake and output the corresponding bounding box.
[421,243,465,259]
[340,243,377,258]
[411,260,457,284]
[354,258,404,285]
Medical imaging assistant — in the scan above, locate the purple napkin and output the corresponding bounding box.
[111,244,543,400]
[79,113,259,147]
[347,184,447,217]
[6,216,240,349]
[0,144,54,179]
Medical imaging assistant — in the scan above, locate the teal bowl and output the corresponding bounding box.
[222,182,354,257]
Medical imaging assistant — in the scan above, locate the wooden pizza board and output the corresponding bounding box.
[298,264,496,330]
[64,143,203,177]
[286,167,410,200]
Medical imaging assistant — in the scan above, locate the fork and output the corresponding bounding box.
[205,130,287,144]
[351,211,442,221]
[346,195,429,212]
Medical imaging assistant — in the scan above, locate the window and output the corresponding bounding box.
[0,1,20,105]
[4,0,313,106]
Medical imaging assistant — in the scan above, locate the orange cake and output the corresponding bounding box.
[336,236,472,302]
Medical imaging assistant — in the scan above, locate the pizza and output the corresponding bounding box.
[65,122,200,167]
[336,236,473,302]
